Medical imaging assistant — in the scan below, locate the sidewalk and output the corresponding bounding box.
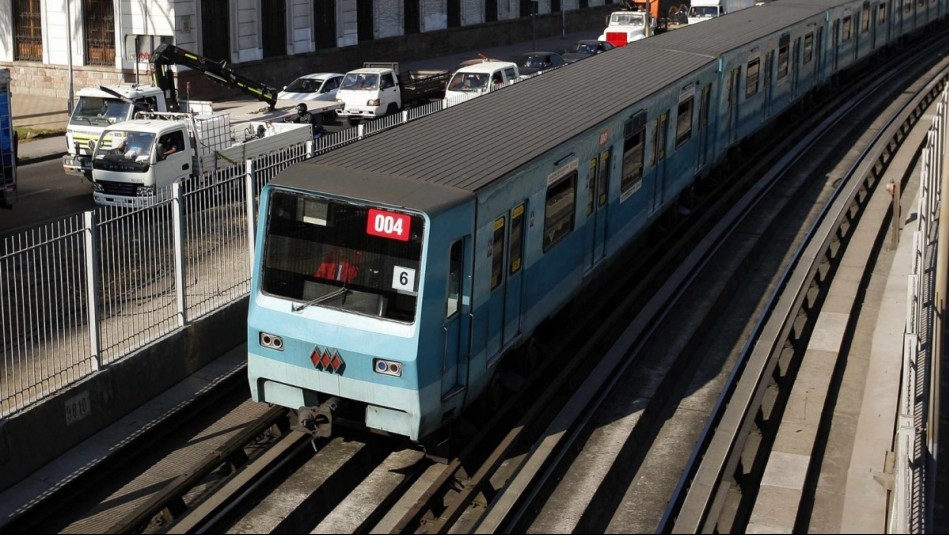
[10,30,600,167]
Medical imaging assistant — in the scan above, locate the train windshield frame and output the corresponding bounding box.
[260,189,425,323]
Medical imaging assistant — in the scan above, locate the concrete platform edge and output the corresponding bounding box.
[0,296,249,494]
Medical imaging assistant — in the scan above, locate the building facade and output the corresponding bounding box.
[0,0,616,101]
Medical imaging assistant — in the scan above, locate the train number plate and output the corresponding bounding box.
[367,209,411,241]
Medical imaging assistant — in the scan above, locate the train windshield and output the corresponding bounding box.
[261,190,425,323]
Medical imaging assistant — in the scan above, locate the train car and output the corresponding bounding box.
[246,0,946,442]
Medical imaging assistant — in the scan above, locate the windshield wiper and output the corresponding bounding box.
[292,286,350,312]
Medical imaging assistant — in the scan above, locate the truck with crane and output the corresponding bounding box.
[89,111,312,209]
[64,44,329,182]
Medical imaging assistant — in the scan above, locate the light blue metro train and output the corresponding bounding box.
[248,0,948,441]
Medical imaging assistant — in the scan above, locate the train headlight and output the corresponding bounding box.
[259,332,284,351]
[373,359,402,377]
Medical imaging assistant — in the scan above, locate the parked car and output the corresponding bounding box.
[562,39,616,63]
[443,60,520,107]
[277,72,345,101]
[454,55,503,72]
[508,51,567,77]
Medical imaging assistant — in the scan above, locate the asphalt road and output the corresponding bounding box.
[0,157,96,237]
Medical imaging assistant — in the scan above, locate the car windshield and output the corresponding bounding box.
[689,6,719,17]
[284,78,324,93]
[92,130,156,167]
[520,55,545,68]
[447,72,489,91]
[261,190,425,323]
[70,97,132,126]
[340,73,379,90]
[573,42,597,54]
[611,13,644,25]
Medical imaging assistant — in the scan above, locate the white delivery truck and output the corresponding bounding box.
[443,61,520,107]
[89,111,311,208]
[598,10,655,47]
[687,0,756,25]
[335,62,450,124]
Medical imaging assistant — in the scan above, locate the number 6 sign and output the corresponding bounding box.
[392,266,417,294]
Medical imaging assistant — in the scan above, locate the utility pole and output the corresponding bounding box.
[66,0,74,115]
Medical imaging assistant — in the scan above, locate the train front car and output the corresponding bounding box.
[247,170,475,441]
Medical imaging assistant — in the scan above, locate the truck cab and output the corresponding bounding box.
[335,67,402,122]
[90,120,192,209]
[598,10,655,47]
[64,85,168,180]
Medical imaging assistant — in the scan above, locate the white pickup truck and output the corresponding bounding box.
[335,62,450,124]
[89,111,312,208]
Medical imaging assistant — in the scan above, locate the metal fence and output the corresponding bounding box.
[0,92,466,417]
[890,86,947,534]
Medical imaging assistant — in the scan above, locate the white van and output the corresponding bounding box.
[443,61,520,107]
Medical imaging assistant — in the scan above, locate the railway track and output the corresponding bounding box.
[5,31,946,535]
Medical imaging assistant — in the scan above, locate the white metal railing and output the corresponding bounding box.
[891,87,947,534]
[0,82,514,417]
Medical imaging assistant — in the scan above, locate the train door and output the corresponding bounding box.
[651,113,668,215]
[726,67,741,146]
[696,84,711,171]
[503,203,527,346]
[584,149,611,272]
[443,237,472,398]
[764,50,774,117]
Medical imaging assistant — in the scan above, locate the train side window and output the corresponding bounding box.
[597,150,610,207]
[490,216,505,290]
[621,112,647,199]
[446,240,462,318]
[700,84,711,129]
[543,171,577,252]
[586,158,597,216]
[777,34,790,79]
[727,67,741,107]
[862,3,871,32]
[904,1,911,15]
[746,58,760,98]
[842,16,852,42]
[803,33,814,64]
[509,204,525,275]
[675,97,693,148]
[878,3,886,23]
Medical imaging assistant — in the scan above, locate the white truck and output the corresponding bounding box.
[89,111,311,208]
[63,84,214,181]
[687,0,756,25]
[598,10,655,47]
[335,62,450,124]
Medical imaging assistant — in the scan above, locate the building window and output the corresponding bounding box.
[14,0,42,62]
[84,0,115,66]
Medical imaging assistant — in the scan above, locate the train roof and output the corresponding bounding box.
[272,0,834,198]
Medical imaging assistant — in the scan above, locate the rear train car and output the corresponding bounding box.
[246,0,946,441]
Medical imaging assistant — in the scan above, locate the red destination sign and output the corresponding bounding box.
[366,209,411,241]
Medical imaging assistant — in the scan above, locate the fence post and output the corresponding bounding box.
[172,183,187,326]
[83,211,101,370]
[245,158,257,273]
[402,109,409,124]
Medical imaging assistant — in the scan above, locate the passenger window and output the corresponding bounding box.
[842,16,852,41]
[862,3,871,32]
[675,96,693,148]
[446,240,462,317]
[586,158,597,216]
[621,112,647,200]
[700,84,711,129]
[597,150,610,207]
[381,74,395,89]
[904,1,912,14]
[491,216,505,290]
[803,33,814,64]
[777,34,790,79]
[543,170,577,252]
[746,58,760,98]
[509,204,525,274]
[878,3,887,23]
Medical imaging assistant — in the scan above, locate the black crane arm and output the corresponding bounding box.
[150,43,278,112]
